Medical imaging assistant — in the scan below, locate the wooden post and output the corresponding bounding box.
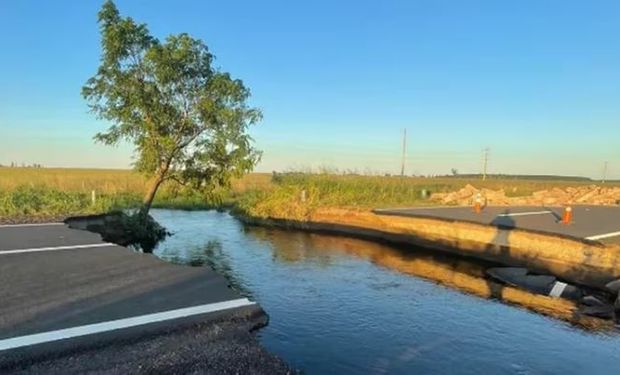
[300,189,307,203]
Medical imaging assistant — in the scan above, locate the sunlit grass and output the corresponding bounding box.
[0,168,270,220]
[1,167,615,221]
[235,172,619,219]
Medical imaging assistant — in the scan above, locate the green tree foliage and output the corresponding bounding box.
[82,0,261,215]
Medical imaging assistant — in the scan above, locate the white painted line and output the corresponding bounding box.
[496,211,553,217]
[0,298,256,352]
[0,243,115,255]
[548,281,567,298]
[585,231,620,241]
[0,222,64,228]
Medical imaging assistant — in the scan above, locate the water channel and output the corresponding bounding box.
[152,209,620,374]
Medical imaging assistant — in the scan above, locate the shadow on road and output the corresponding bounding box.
[484,209,516,298]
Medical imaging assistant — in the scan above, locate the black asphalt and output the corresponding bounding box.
[0,223,292,374]
[0,224,105,251]
[374,205,620,244]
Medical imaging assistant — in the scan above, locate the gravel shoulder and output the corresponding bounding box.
[0,315,296,374]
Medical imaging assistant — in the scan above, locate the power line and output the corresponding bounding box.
[400,128,407,176]
[482,147,489,181]
[602,161,608,183]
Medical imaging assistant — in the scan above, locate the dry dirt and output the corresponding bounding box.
[431,184,620,206]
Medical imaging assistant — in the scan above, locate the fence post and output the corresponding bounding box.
[91,190,96,205]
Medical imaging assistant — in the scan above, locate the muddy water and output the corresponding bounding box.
[151,209,620,375]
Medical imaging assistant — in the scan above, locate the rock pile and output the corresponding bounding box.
[431,184,620,206]
[430,184,509,205]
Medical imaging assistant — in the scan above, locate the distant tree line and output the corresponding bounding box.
[271,170,605,182]
[0,162,44,168]
[441,173,593,182]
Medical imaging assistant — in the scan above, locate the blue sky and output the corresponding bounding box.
[1,1,619,178]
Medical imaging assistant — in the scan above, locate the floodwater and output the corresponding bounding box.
[151,209,620,375]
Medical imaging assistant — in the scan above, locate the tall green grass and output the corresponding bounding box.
[0,185,141,220]
[236,173,455,219]
[1,167,615,222]
[0,185,232,221]
[0,168,272,221]
[235,172,619,220]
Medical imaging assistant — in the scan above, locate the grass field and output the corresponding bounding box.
[235,172,619,219]
[0,168,273,221]
[0,168,273,194]
[0,167,615,222]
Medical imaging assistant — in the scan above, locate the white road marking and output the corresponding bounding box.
[585,231,620,241]
[548,281,567,298]
[0,298,256,352]
[496,211,553,217]
[0,222,64,228]
[0,243,115,255]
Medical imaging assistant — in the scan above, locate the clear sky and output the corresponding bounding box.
[1,1,619,178]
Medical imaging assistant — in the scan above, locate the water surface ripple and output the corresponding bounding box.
[152,209,620,375]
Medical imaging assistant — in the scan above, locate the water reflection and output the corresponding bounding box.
[243,226,609,329]
[158,239,250,297]
[151,210,620,375]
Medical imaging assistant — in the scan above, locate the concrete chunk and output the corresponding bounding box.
[487,267,528,279]
[582,304,615,319]
[487,267,556,295]
[605,279,620,294]
[581,295,607,307]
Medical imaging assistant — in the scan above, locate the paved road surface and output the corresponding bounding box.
[374,205,620,244]
[0,223,291,374]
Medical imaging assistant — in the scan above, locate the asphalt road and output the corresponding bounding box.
[0,223,292,374]
[0,223,105,251]
[374,205,620,244]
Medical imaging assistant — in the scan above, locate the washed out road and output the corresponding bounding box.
[0,223,290,374]
[374,205,620,244]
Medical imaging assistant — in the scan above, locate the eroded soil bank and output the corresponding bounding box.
[235,207,620,328]
[239,208,620,288]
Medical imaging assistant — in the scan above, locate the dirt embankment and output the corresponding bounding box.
[432,184,620,206]
[237,208,620,328]
[241,207,620,289]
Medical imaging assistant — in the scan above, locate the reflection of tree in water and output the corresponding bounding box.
[159,240,250,297]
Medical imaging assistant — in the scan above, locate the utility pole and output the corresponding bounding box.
[602,161,608,184]
[400,128,407,176]
[482,147,489,181]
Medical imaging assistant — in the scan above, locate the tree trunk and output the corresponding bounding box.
[141,174,165,217]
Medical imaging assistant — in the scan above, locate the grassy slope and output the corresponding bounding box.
[0,167,615,221]
[237,173,619,220]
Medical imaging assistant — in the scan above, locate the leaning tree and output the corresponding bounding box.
[83,0,261,216]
